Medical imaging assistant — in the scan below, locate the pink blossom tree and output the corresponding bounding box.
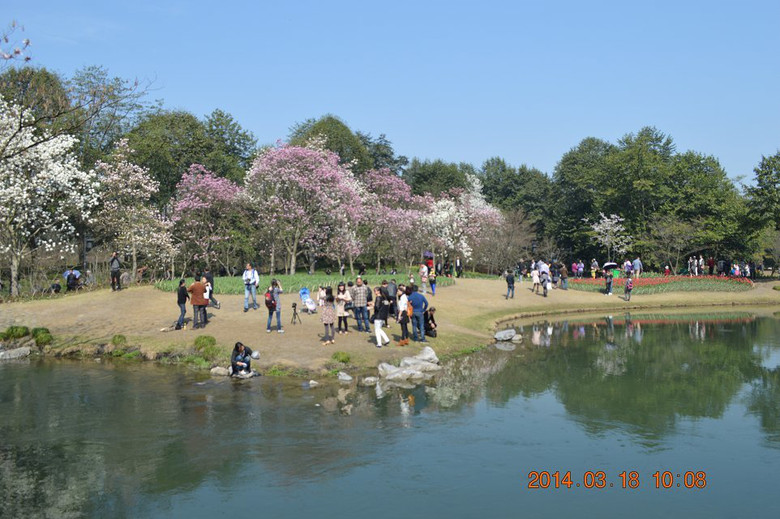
[172,164,241,274]
[244,143,364,274]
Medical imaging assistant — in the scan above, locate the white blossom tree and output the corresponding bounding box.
[93,139,173,280]
[0,96,98,296]
[584,212,633,262]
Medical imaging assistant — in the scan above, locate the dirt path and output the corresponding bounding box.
[2,278,779,370]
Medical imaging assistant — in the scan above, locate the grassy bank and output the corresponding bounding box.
[568,274,752,294]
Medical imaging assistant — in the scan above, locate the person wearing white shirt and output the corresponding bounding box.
[242,263,260,312]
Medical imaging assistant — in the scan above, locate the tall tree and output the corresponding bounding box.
[126,110,213,204]
[357,131,408,176]
[748,152,780,229]
[289,114,373,173]
[404,158,470,196]
[203,108,257,183]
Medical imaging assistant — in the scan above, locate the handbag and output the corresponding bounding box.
[344,301,354,311]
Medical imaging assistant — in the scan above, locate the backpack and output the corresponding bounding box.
[265,290,276,310]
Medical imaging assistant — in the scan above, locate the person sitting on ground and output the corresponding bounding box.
[230,342,254,375]
[424,307,438,338]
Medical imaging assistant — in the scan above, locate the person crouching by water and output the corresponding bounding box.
[424,306,437,338]
[176,279,188,330]
[231,342,253,376]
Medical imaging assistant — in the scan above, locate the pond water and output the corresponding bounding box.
[2,311,780,518]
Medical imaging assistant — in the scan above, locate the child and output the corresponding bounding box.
[540,270,550,297]
[531,267,540,294]
[320,294,336,344]
[624,274,633,301]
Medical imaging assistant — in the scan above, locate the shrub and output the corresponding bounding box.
[31,327,50,338]
[5,326,30,339]
[34,332,53,347]
[122,350,142,360]
[111,334,128,347]
[198,345,221,362]
[183,355,210,369]
[331,351,351,364]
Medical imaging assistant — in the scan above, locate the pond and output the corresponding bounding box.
[2,311,780,518]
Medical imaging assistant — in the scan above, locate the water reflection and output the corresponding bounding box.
[2,312,780,517]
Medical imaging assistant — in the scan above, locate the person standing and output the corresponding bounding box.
[350,276,371,333]
[590,259,599,279]
[455,257,463,278]
[203,267,221,309]
[176,279,188,330]
[407,286,429,342]
[531,266,540,294]
[397,285,410,346]
[540,270,550,297]
[200,276,211,325]
[560,263,568,290]
[604,268,614,296]
[632,257,643,278]
[335,283,352,334]
[266,279,284,333]
[386,279,398,318]
[109,251,121,291]
[370,287,391,348]
[320,293,336,345]
[187,277,207,329]
[429,271,437,296]
[505,270,515,299]
[242,263,260,312]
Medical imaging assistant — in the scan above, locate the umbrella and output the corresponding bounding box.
[63,269,81,279]
[602,262,618,270]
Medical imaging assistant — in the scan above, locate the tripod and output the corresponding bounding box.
[291,302,302,325]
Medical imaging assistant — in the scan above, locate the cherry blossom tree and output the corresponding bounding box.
[172,164,241,273]
[93,139,173,279]
[244,142,364,274]
[0,97,98,296]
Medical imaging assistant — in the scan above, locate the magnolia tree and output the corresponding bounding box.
[0,97,98,295]
[584,212,633,262]
[172,164,241,273]
[93,139,174,279]
[423,174,503,265]
[245,143,364,274]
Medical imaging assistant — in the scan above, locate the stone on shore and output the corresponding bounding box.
[0,346,31,361]
[337,371,353,382]
[494,329,516,341]
[210,366,230,377]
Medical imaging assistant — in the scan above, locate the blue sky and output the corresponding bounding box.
[7,0,780,180]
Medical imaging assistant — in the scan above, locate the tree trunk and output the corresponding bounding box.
[269,244,275,276]
[131,241,138,282]
[308,250,316,275]
[289,244,298,274]
[348,252,355,276]
[376,250,381,275]
[10,252,20,297]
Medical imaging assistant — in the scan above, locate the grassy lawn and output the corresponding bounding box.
[155,270,454,294]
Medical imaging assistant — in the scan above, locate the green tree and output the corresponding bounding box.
[203,108,257,183]
[404,158,470,196]
[0,66,70,132]
[356,131,408,175]
[748,152,780,228]
[126,110,213,203]
[289,114,373,173]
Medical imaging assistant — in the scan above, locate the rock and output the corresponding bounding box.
[414,346,440,364]
[400,357,442,372]
[251,351,260,359]
[511,334,523,343]
[235,370,257,379]
[337,371,353,382]
[210,366,230,377]
[308,380,320,388]
[359,376,378,387]
[0,346,31,361]
[494,329,516,341]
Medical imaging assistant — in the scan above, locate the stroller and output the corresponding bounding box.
[299,287,317,313]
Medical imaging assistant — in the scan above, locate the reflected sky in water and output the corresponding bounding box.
[2,311,780,518]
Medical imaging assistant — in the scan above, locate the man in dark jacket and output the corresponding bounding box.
[176,279,189,329]
[109,252,121,291]
[230,342,254,375]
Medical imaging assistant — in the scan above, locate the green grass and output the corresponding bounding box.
[568,275,752,295]
[5,326,30,339]
[155,270,455,295]
[331,351,351,364]
[111,334,128,347]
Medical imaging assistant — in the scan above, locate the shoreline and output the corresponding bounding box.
[2,278,780,375]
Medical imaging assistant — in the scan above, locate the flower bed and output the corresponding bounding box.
[568,275,752,294]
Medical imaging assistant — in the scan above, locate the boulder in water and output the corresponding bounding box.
[494,329,516,341]
[414,346,439,364]
[400,357,442,372]
[337,371,353,382]
[210,366,230,377]
[359,376,379,386]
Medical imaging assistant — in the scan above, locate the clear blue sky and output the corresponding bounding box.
[8,0,780,180]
